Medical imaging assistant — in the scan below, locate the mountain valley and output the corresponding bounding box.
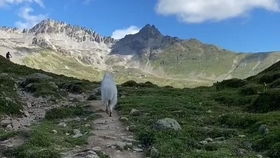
[1,19,280,87]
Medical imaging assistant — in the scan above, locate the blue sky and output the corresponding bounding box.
[0,0,280,53]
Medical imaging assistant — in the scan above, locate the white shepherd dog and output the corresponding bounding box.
[101,72,118,117]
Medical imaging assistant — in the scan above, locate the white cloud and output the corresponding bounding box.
[0,0,44,8]
[15,7,46,29]
[156,0,280,23]
[111,26,140,40]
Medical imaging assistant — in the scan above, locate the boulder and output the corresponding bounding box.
[1,119,12,127]
[214,137,225,141]
[52,130,58,134]
[126,125,137,132]
[258,124,269,135]
[23,83,37,92]
[23,111,30,117]
[92,146,102,152]
[199,140,208,145]
[6,124,13,130]
[256,154,263,158]
[61,82,83,94]
[11,119,21,130]
[20,73,53,87]
[58,122,67,127]
[48,81,58,89]
[150,147,160,158]
[130,108,141,116]
[73,149,100,158]
[119,116,129,122]
[205,137,213,142]
[154,118,182,131]
[93,87,101,96]
[235,148,247,157]
[87,94,97,100]
[73,129,83,138]
[133,147,143,152]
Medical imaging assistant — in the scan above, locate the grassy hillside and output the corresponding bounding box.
[1,55,279,158]
[22,50,104,81]
[23,50,210,88]
[117,61,280,157]
[0,56,100,157]
[20,40,280,88]
[150,40,280,81]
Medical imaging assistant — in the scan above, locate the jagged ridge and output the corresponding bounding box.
[111,24,181,55]
[30,19,114,44]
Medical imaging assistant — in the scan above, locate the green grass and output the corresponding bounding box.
[0,129,17,141]
[1,51,280,157]
[0,72,22,115]
[4,106,96,158]
[117,80,280,157]
[0,97,22,115]
[0,56,101,157]
[45,106,89,120]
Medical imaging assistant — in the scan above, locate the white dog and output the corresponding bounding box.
[101,73,118,117]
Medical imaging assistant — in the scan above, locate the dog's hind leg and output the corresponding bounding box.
[108,100,112,117]
[104,100,109,114]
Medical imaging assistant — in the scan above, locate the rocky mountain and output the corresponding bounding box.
[0,19,115,70]
[112,24,181,56]
[30,19,114,44]
[1,19,280,87]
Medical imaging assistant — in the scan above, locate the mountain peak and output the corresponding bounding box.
[29,19,69,34]
[111,24,181,55]
[138,24,162,38]
[37,19,66,26]
[29,19,114,44]
[141,24,159,31]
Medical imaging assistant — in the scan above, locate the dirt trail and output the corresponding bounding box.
[87,100,144,158]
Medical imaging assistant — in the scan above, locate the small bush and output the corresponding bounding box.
[0,97,22,115]
[270,79,280,88]
[29,131,52,147]
[163,85,173,89]
[59,82,84,94]
[21,78,61,98]
[249,90,280,113]
[239,84,261,95]
[137,129,155,147]
[218,113,257,128]
[138,81,158,88]
[6,147,60,158]
[214,92,253,107]
[215,78,247,90]
[253,130,280,157]
[45,106,85,120]
[121,80,139,87]
[4,127,59,158]
[32,82,61,98]
[0,130,17,141]
[259,73,280,84]
[268,142,280,158]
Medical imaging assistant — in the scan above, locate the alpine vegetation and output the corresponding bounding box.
[101,72,118,117]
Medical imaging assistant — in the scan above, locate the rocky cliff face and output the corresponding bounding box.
[29,19,114,44]
[0,19,115,70]
[111,24,181,56]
